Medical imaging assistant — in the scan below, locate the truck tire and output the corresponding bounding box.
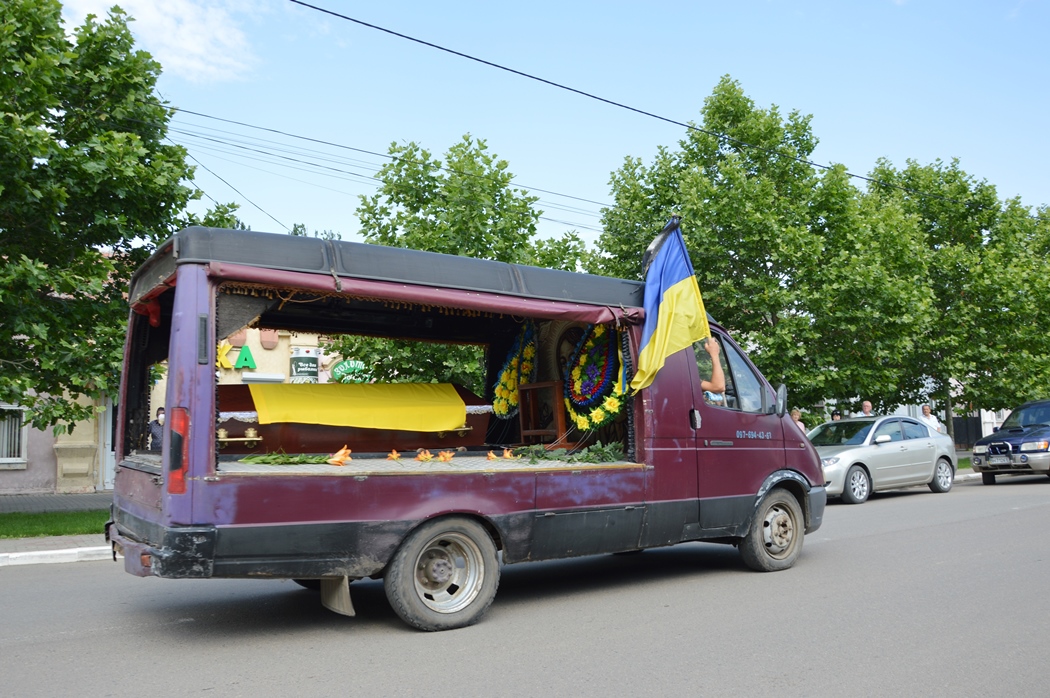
[928,458,954,493]
[841,465,871,504]
[739,489,804,572]
[384,517,500,631]
[982,472,996,486]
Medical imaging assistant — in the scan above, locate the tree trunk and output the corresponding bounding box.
[943,383,956,446]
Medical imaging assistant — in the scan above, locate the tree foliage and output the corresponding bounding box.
[329,135,556,390]
[357,135,540,260]
[866,159,1050,413]
[0,1,195,430]
[594,77,935,412]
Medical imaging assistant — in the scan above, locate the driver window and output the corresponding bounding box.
[722,340,764,413]
[693,336,735,409]
[902,420,928,440]
[694,335,763,413]
[873,419,903,442]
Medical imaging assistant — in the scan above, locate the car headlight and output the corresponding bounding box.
[973,445,988,455]
[821,456,840,467]
[1019,441,1049,452]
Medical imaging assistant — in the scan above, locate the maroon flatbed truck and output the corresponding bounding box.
[107,227,826,631]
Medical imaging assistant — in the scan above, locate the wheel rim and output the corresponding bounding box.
[935,461,952,489]
[760,502,798,560]
[413,532,485,614]
[848,469,869,500]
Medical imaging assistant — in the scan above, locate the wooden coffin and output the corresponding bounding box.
[214,383,491,456]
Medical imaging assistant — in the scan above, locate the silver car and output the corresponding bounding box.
[808,416,956,504]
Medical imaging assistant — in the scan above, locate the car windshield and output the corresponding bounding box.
[1000,404,1050,429]
[808,420,874,446]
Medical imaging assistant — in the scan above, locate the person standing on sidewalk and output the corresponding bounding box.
[149,408,165,451]
[920,404,945,434]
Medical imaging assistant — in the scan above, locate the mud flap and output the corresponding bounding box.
[320,576,356,617]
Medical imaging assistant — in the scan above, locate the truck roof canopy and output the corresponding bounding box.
[131,227,646,314]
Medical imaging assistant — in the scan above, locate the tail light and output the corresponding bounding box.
[168,407,190,494]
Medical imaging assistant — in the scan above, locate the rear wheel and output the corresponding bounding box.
[384,517,500,631]
[982,472,996,486]
[928,458,954,493]
[739,489,804,572]
[841,465,871,504]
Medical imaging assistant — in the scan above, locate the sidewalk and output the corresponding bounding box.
[0,492,113,567]
[0,491,112,514]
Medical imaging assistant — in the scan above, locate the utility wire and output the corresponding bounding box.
[172,107,612,209]
[180,146,290,231]
[288,0,1046,219]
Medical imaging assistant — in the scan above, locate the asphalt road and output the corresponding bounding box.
[2,475,1048,697]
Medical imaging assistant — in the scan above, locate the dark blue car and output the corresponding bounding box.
[972,399,1050,485]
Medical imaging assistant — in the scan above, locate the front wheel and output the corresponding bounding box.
[739,489,804,572]
[928,458,954,493]
[841,465,871,504]
[384,517,500,631]
[982,472,996,486]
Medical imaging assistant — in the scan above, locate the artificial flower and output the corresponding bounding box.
[492,320,538,419]
[563,324,628,430]
[327,445,352,465]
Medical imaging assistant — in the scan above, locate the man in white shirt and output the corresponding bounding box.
[920,404,944,434]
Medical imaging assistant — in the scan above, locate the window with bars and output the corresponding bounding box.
[1,405,29,469]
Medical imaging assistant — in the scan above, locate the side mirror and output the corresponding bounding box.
[775,384,787,418]
[874,434,891,445]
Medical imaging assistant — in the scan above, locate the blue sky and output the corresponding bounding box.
[63,1,1050,245]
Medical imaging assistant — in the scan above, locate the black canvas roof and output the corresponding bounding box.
[131,227,645,309]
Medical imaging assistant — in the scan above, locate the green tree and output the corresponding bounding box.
[188,202,249,230]
[289,222,340,240]
[868,159,1050,422]
[806,168,935,412]
[329,135,557,390]
[0,1,195,430]
[595,76,933,410]
[357,135,540,260]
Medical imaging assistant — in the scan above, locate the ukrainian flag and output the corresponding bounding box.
[629,218,711,392]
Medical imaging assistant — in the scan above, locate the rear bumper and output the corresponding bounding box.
[107,521,217,578]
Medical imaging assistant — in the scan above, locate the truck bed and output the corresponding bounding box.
[218,454,642,476]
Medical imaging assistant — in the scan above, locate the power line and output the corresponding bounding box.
[172,107,612,209]
[179,146,290,231]
[287,0,1046,220]
[167,111,609,232]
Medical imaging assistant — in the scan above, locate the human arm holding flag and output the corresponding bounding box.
[700,338,725,393]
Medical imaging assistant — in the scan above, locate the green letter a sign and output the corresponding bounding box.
[233,345,257,370]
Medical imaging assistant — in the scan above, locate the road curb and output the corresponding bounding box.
[0,546,114,567]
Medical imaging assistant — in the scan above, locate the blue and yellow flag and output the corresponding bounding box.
[629,218,711,392]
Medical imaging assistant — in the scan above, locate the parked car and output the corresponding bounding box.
[971,399,1050,485]
[808,416,955,504]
